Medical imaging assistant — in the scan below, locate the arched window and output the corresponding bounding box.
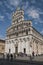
[29,22,31,25]
[23,38,26,42]
[15,47,18,54]
[12,40,14,43]
[20,38,22,42]
[27,37,29,41]
[16,33,18,36]
[29,28,30,31]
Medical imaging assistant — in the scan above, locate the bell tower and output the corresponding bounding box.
[12,7,24,25]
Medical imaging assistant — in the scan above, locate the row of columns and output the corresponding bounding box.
[5,36,43,56]
[5,37,33,55]
[32,38,43,55]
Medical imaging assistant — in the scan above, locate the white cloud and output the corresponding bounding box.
[0,15,4,21]
[40,30,43,34]
[25,6,43,23]
[26,7,39,19]
[34,17,43,23]
[31,0,36,4]
[34,22,38,24]
[0,16,4,19]
[5,13,11,19]
[22,1,29,10]
[39,11,43,14]
[29,10,39,18]
[10,0,21,7]
[5,13,12,23]
[4,1,14,11]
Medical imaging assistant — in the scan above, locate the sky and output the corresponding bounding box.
[0,0,43,39]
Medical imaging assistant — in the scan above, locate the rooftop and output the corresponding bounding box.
[0,39,5,43]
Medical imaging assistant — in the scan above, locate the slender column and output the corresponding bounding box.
[26,37,31,55]
[18,38,23,53]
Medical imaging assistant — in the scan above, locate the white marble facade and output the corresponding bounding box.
[5,8,43,56]
[5,36,32,55]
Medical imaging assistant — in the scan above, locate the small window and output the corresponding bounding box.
[15,21,17,23]
[20,38,22,42]
[16,33,18,36]
[29,23,31,25]
[12,40,14,43]
[26,23,28,26]
[17,26,18,30]
[17,20,18,23]
[29,28,30,31]
[23,38,26,42]
[26,30,28,35]
[27,37,29,41]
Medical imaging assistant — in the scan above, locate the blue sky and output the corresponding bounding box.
[0,0,43,39]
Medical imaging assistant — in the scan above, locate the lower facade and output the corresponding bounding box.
[5,35,43,56]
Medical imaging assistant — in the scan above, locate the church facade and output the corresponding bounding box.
[5,8,43,56]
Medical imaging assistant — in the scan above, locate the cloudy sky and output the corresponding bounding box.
[0,0,43,39]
